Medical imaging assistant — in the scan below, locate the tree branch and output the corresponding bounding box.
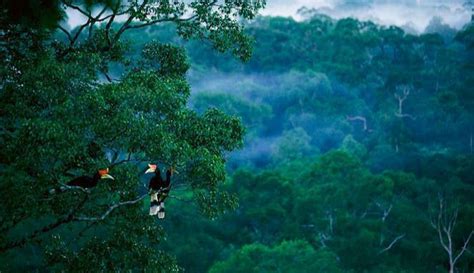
[57,25,73,43]
[453,230,474,265]
[432,198,451,254]
[394,113,416,120]
[126,14,198,30]
[347,115,368,131]
[61,0,90,18]
[111,0,150,47]
[379,234,405,254]
[88,6,108,39]
[0,195,89,253]
[70,18,91,47]
[74,194,147,222]
[101,70,114,83]
[394,85,416,120]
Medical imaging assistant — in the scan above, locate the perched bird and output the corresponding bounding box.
[49,168,114,194]
[145,164,173,219]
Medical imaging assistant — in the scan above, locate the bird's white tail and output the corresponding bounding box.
[149,193,159,216]
[149,204,159,215]
[157,202,165,219]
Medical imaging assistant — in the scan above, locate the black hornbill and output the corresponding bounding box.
[49,168,114,194]
[145,164,173,219]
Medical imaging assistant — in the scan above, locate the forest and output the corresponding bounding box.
[1,0,473,272]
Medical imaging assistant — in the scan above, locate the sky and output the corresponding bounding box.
[65,0,472,33]
[261,0,471,32]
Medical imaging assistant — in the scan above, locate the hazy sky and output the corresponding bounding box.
[65,0,472,33]
[261,0,471,32]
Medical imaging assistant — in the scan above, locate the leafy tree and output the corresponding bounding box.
[0,0,265,271]
[340,135,367,159]
[209,240,343,273]
[272,127,316,163]
[191,92,272,137]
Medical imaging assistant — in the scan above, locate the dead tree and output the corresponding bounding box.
[379,234,405,254]
[347,115,371,131]
[373,202,405,254]
[394,85,416,120]
[430,197,473,273]
[375,202,393,223]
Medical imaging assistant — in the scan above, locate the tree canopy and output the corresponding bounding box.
[1,2,473,273]
[0,0,265,271]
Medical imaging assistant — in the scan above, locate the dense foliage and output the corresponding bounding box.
[1,1,473,272]
[132,15,473,273]
[0,0,264,271]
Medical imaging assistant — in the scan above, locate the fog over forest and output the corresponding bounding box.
[64,0,471,32]
[264,0,470,32]
[1,0,473,272]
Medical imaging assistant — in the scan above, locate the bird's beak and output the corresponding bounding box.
[145,168,154,174]
[101,174,115,180]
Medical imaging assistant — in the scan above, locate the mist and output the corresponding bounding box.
[264,0,471,32]
[64,0,472,33]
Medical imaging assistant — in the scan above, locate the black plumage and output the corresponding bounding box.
[67,172,101,188]
[148,168,171,192]
[48,169,112,194]
[148,166,173,218]
[148,168,163,191]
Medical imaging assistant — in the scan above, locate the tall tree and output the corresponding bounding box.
[0,0,265,271]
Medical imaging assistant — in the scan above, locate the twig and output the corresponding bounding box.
[379,234,405,254]
[347,115,368,131]
[74,194,147,221]
[57,25,73,43]
[0,195,89,253]
[453,230,474,265]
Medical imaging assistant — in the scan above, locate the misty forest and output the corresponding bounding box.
[1,0,474,272]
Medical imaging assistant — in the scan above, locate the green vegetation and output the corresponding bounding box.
[161,15,474,273]
[1,1,473,273]
[0,0,263,271]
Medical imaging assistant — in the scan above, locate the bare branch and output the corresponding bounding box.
[347,115,368,131]
[101,70,114,83]
[379,234,405,254]
[453,230,474,265]
[318,232,330,248]
[127,14,198,29]
[74,194,147,222]
[448,208,458,233]
[382,204,392,222]
[111,0,150,47]
[433,198,451,254]
[98,10,129,22]
[57,25,73,42]
[70,18,91,46]
[61,0,90,18]
[394,113,416,120]
[431,196,472,273]
[394,85,416,120]
[88,6,108,39]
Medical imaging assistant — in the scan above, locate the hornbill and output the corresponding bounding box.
[49,168,114,194]
[145,164,173,219]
